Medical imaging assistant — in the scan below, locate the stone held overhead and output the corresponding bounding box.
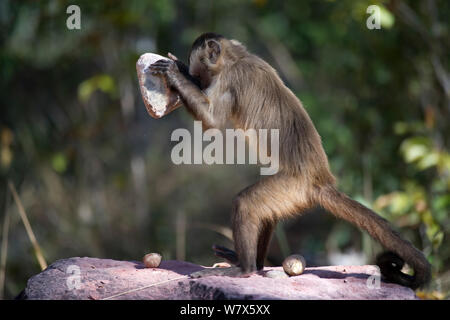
[136,53,182,119]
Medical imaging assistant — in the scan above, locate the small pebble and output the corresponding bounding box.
[143,253,162,268]
[212,262,232,268]
[264,270,289,279]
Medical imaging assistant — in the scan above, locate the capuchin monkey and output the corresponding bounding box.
[148,33,431,289]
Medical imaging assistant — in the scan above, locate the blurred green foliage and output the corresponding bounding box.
[0,0,449,299]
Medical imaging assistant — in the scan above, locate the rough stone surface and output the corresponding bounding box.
[19,257,418,300]
[136,53,182,118]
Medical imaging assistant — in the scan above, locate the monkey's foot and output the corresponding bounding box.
[212,244,239,265]
[190,266,253,278]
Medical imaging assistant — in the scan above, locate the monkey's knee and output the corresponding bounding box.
[231,194,246,223]
[231,194,260,234]
[231,192,247,213]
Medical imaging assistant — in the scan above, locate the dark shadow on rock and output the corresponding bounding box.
[133,262,146,270]
[303,269,369,280]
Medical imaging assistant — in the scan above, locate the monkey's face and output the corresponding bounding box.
[188,49,212,89]
[189,39,222,89]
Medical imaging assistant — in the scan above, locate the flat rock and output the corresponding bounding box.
[19,257,417,300]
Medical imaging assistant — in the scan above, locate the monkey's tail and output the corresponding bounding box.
[317,185,431,289]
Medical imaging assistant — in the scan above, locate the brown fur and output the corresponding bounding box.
[150,33,431,288]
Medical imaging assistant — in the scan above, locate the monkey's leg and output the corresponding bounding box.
[210,222,274,270]
[233,175,311,274]
[191,197,260,278]
[190,175,312,279]
[212,222,274,270]
[190,184,264,278]
[256,221,276,270]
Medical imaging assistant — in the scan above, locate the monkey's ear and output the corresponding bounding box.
[206,39,221,64]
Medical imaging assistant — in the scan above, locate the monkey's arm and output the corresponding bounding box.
[148,59,217,128]
[172,59,202,89]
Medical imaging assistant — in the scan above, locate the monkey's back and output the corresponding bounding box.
[228,56,335,183]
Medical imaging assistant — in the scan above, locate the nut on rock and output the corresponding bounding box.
[143,253,162,268]
[282,254,306,276]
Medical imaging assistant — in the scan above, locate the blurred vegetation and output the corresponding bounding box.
[0,0,449,299]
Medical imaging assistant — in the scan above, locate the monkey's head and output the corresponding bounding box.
[188,33,224,88]
[188,33,226,89]
[188,32,248,89]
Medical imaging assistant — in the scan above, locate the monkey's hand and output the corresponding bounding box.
[190,266,254,278]
[148,58,201,90]
[148,59,181,87]
[167,52,178,61]
[148,56,212,127]
[167,53,189,76]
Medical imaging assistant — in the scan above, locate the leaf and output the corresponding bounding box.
[389,192,412,215]
[394,122,408,135]
[51,153,67,173]
[78,74,116,103]
[379,5,395,29]
[432,231,444,249]
[400,136,431,163]
[433,195,450,211]
[417,152,439,170]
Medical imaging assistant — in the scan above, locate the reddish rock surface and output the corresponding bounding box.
[19,257,417,300]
